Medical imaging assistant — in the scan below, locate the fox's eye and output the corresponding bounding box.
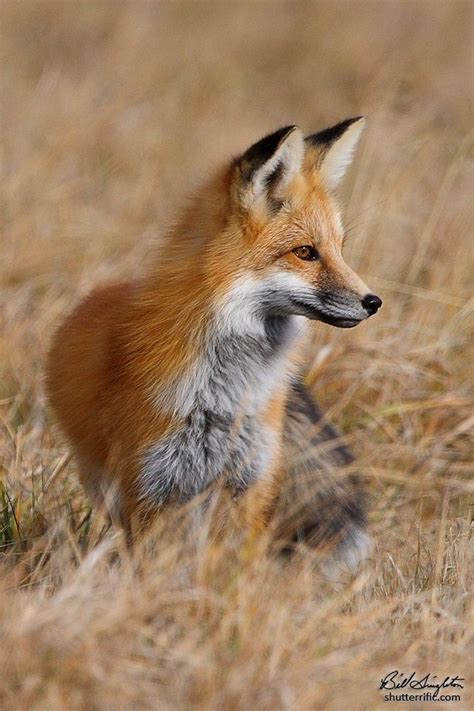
[293,245,320,261]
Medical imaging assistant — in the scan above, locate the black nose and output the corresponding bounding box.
[362,293,382,316]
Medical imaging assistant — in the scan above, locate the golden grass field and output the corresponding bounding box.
[0,2,472,709]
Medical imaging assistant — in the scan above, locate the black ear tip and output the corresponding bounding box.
[267,125,299,148]
[249,125,298,151]
[238,125,299,173]
[305,116,366,147]
[278,124,298,135]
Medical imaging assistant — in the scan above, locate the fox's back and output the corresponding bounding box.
[46,282,135,468]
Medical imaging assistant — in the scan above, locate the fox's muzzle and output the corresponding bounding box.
[291,288,382,328]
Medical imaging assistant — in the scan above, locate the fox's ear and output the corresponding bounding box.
[233,126,304,210]
[305,117,365,189]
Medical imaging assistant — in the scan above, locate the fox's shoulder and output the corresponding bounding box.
[65,280,135,325]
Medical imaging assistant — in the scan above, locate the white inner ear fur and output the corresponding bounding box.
[246,128,304,208]
[319,118,365,190]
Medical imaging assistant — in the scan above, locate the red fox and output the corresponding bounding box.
[47,117,382,566]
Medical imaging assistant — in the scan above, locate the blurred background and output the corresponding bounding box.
[0,3,472,709]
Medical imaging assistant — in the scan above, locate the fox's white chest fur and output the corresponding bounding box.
[139,303,306,505]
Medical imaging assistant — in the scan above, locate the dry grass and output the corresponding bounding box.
[0,2,473,709]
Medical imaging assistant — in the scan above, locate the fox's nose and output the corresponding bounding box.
[362,293,382,316]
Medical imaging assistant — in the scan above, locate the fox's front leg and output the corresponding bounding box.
[240,392,287,538]
[242,462,284,539]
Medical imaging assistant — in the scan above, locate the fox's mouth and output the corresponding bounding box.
[319,314,362,328]
[290,299,364,328]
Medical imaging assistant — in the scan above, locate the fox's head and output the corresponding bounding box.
[205,118,381,331]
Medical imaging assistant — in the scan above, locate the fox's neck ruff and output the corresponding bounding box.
[134,270,306,421]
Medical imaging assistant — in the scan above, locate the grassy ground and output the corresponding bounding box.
[0,2,472,709]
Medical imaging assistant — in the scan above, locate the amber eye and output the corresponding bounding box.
[292,245,320,261]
